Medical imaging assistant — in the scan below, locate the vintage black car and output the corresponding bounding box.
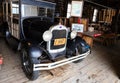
[2,0,90,80]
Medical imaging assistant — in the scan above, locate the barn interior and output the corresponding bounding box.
[0,0,120,83]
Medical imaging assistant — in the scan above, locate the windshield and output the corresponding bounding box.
[22,17,54,43]
[21,4,54,18]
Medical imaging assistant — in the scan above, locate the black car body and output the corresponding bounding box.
[2,0,90,80]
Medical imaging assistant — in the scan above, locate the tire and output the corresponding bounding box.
[73,44,84,63]
[66,48,73,58]
[21,49,39,80]
[5,31,10,44]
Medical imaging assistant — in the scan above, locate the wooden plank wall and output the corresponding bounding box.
[99,9,116,23]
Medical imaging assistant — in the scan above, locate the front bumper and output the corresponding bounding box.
[33,50,90,71]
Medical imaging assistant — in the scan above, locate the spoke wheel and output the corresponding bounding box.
[21,49,39,80]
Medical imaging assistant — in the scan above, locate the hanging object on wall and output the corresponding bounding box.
[71,1,84,17]
[72,23,84,32]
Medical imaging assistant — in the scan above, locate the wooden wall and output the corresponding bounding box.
[55,0,68,17]
[98,9,116,23]
[0,2,3,24]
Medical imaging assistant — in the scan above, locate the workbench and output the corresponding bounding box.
[77,30,102,47]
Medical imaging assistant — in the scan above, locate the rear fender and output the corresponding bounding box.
[6,30,11,38]
[1,22,9,35]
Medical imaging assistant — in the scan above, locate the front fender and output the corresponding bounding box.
[75,36,90,53]
[67,36,90,53]
[75,36,89,47]
[28,46,42,58]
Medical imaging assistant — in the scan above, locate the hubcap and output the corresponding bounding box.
[22,50,32,74]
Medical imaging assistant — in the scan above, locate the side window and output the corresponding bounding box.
[12,4,19,14]
[22,4,38,17]
[38,7,46,16]
[8,3,11,15]
[4,4,6,14]
[38,7,54,18]
[11,2,19,39]
[92,9,98,22]
[66,4,71,18]
[3,3,6,21]
[47,9,54,18]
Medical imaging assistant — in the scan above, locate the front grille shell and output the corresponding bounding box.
[50,30,67,50]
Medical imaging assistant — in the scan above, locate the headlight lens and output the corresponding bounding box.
[70,30,77,39]
[43,30,52,42]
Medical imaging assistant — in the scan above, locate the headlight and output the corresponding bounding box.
[70,30,77,39]
[43,30,52,42]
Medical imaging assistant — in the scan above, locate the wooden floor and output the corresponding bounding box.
[0,38,120,83]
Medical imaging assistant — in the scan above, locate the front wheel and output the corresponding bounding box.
[21,49,39,80]
[73,44,83,63]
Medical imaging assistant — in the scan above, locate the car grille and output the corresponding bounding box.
[50,30,67,50]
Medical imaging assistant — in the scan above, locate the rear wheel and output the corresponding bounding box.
[73,45,83,63]
[5,30,10,44]
[21,49,39,80]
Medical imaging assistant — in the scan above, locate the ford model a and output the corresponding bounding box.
[3,0,90,80]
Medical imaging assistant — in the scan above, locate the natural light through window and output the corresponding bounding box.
[67,4,71,18]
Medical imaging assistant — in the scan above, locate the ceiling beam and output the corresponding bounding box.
[84,0,114,9]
